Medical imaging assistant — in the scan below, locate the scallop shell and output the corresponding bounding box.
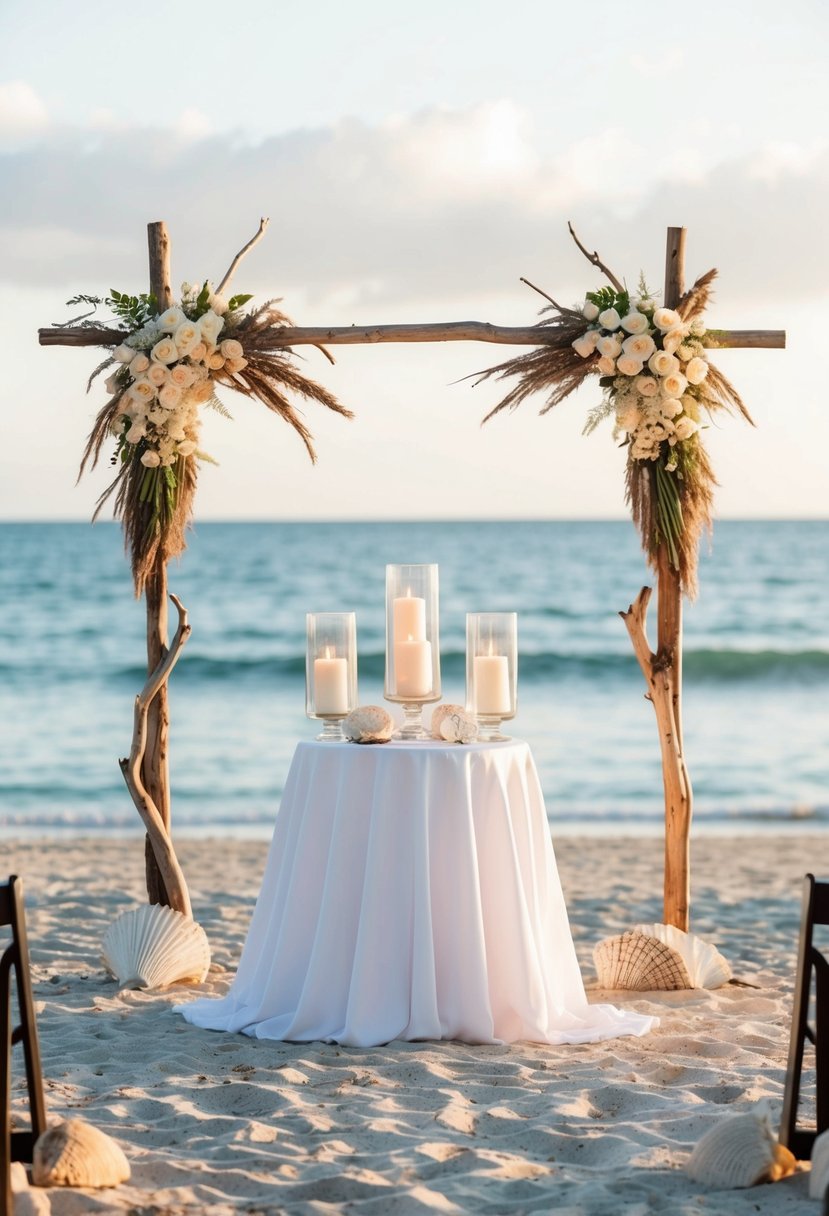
[342,705,394,744]
[809,1127,829,1198]
[439,709,478,744]
[685,1110,796,1189]
[32,1119,131,1188]
[430,704,466,739]
[101,904,210,990]
[635,922,732,989]
[593,930,692,991]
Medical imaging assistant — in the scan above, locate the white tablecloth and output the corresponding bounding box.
[177,739,655,1046]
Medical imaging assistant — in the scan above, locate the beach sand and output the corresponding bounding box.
[5,833,827,1215]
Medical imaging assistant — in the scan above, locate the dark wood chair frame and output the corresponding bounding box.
[1,875,47,1216]
[780,872,829,1160]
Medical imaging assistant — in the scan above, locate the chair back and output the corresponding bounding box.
[780,873,829,1158]
[1,875,47,1216]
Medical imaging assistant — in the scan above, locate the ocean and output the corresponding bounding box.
[1,520,827,837]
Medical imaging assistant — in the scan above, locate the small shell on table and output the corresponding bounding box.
[810,1127,829,1197]
[593,930,692,991]
[33,1119,131,1188]
[343,705,394,744]
[101,903,210,990]
[685,1109,795,1189]
[635,921,732,989]
[430,704,477,743]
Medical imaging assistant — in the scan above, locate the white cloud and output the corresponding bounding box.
[0,80,49,148]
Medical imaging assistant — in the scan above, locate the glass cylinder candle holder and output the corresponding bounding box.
[306,612,358,740]
[384,564,441,739]
[466,612,517,742]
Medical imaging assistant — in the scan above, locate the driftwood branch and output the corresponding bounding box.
[216,217,270,296]
[148,222,173,313]
[119,593,193,918]
[567,221,625,293]
[39,321,786,351]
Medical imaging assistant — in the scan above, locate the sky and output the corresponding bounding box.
[1,0,827,520]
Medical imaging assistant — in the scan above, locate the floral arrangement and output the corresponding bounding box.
[476,250,750,594]
[69,278,350,594]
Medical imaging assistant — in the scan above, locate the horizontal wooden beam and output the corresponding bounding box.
[38,322,786,350]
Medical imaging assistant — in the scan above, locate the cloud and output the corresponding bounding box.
[0,80,49,149]
[1,99,827,318]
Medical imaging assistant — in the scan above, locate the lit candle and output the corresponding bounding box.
[474,650,511,715]
[394,634,433,698]
[314,646,349,714]
[393,590,426,641]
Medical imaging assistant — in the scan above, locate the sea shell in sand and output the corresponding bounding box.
[343,705,394,744]
[635,922,732,989]
[809,1128,829,1198]
[685,1109,796,1189]
[593,930,692,991]
[439,709,478,744]
[32,1119,131,1188]
[430,704,466,739]
[101,904,210,990]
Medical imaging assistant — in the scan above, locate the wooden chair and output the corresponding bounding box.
[1,875,47,1216]
[780,873,829,1159]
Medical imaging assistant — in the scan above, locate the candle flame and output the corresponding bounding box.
[407,634,414,642]
[487,640,494,657]
[406,587,412,598]
[324,645,333,659]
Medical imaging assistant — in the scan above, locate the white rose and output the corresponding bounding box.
[635,375,659,398]
[596,355,616,375]
[674,416,700,440]
[113,343,134,364]
[685,356,709,385]
[129,378,156,402]
[659,397,683,419]
[648,350,679,377]
[177,440,197,456]
[189,342,208,364]
[661,329,686,354]
[159,307,186,333]
[582,300,600,321]
[620,312,650,335]
[622,334,656,360]
[169,364,196,388]
[151,337,179,365]
[597,334,623,358]
[140,449,161,467]
[616,354,644,376]
[129,353,150,376]
[146,363,168,386]
[572,333,599,359]
[208,293,229,316]
[174,322,201,355]
[598,307,621,331]
[661,372,689,398]
[220,338,244,360]
[158,383,183,410]
[126,423,146,443]
[198,309,225,342]
[653,307,681,332]
[224,357,248,374]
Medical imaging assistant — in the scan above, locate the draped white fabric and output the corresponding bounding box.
[177,740,656,1046]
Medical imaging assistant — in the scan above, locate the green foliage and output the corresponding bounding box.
[585,285,630,318]
[227,293,253,312]
[653,457,683,571]
[108,289,158,328]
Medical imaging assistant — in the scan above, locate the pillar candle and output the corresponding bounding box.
[314,649,349,714]
[393,593,426,641]
[473,654,511,715]
[394,637,433,698]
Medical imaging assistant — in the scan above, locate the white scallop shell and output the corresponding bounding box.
[430,704,466,739]
[685,1109,796,1189]
[33,1119,131,1188]
[635,922,732,989]
[101,904,210,990]
[593,930,692,991]
[439,709,478,744]
[810,1127,829,1198]
[343,705,394,744]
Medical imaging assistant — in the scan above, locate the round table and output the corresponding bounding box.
[177,738,655,1046]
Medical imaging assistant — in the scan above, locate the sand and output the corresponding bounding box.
[4,832,827,1215]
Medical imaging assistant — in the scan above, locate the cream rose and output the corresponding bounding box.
[140,449,161,467]
[151,337,179,365]
[208,293,229,316]
[220,338,244,361]
[174,322,201,355]
[113,343,134,364]
[661,330,686,354]
[129,354,150,376]
[659,397,683,419]
[208,352,225,370]
[616,354,644,377]
[635,375,659,398]
[158,383,183,410]
[198,309,225,342]
[622,334,656,360]
[598,307,622,331]
[169,364,196,388]
[177,440,197,456]
[190,380,215,405]
[224,357,248,374]
[582,300,600,321]
[661,372,689,398]
[620,312,650,335]
[129,379,155,402]
[674,416,700,440]
[126,422,146,443]
[189,342,208,363]
[159,307,186,333]
[596,355,616,375]
[648,350,679,378]
[653,307,681,332]
[685,356,709,385]
[572,332,599,359]
[147,363,168,386]
[597,334,623,358]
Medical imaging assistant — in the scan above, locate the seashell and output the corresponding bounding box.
[809,1127,829,1197]
[342,705,394,744]
[635,922,732,989]
[101,904,210,990]
[685,1109,796,1189]
[593,930,692,991]
[439,709,478,745]
[430,704,466,739]
[33,1119,131,1188]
